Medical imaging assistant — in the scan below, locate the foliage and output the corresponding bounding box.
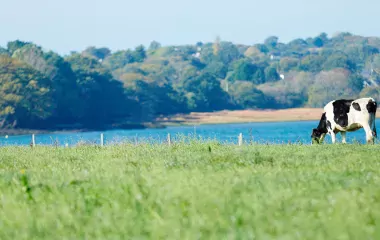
[307,69,357,107]
[148,41,161,51]
[258,71,314,107]
[2,31,380,130]
[0,56,54,128]
[66,54,134,127]
[229,81,275,108]
[183,73,232,111]
[82,47,111,60]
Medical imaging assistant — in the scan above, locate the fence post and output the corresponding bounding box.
[238,133,243,146]
[167,133,171,146]
[100,133,104,147]
[31,134,36,147]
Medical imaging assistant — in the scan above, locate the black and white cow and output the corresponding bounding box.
[311,97,377,144]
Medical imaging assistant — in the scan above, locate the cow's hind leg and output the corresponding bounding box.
[341,131,347,144]
[372,117,377,140]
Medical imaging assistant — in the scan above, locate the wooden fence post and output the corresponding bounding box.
[100,133,104,147]
[167,133,171,146]
[31,134,36,147]
[238,133,243,146]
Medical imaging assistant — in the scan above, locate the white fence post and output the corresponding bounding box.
[31,134,36,147]
[238,133,243,146]
[100,133,104,147]
[167,133,171,146]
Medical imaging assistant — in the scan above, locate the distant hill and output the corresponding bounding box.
[1,32,380,131]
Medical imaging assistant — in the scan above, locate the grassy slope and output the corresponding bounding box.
[1,143,380,239]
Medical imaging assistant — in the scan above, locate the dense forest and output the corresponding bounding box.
[2,32,380,130]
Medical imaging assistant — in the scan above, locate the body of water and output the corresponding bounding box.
[0,120,378,146]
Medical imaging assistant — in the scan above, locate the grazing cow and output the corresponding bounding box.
[311,97,377,144]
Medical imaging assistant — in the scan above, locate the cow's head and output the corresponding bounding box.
[311,112,328,144]
[311,128,326,144]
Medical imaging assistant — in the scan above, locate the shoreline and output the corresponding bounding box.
[155,108,325,126]
[2,108,380,136]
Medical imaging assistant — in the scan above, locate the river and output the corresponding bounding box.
[0,120,378,146]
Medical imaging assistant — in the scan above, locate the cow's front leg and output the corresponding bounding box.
[341,131,347,144]
[364,125,375,144]
[330,131,336,143]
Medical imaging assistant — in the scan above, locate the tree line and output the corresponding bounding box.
[1,32,380,130]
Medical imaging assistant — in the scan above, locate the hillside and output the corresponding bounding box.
[1,32,380,131]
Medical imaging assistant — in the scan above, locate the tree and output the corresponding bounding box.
[348,74,365,93]
[254,44,270,53]
[213,36,221,56]
[360,87,380,101]
[257,71,314,108]
[103,50,135,70]
[203,61,227,79]
[264,36,279,48]
[133,45,147,62]
[127,80,188,120]
[279,57,299,72]
[82,47,111,60]
[0,47,8,55]
[318,32,329,43]
[307,69,357,107]
[0,56,54,128]
[299,55,325,72]
[183,73,232,111]
[66,54,132,127]
[149,41,162,51]
[323,53,356,72]
[264,66,280,82]
[312,37,324,47]
[229,81,275,109]
[217,42,241,65]
[230,59,257,81]
[7,40,30,54]
[13,44,82,124]
[251,68,265,85]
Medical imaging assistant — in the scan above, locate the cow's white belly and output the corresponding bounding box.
[335,122,363,132]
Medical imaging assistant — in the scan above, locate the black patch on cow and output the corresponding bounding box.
[366,99,377,114]
[327,120,332,130]
[311,113,328,141]
[352,102,361,111]
[317,113,328,133]
[332,99,354,128]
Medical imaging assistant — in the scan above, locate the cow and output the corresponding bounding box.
[311,97,377,144]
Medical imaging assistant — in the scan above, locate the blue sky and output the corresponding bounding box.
[1,0,380,55]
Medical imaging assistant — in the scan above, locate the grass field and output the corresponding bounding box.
[1,142,380,239]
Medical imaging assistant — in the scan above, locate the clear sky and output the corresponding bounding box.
[1,0,380,55]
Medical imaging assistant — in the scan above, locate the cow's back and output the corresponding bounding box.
[323,97,377,131]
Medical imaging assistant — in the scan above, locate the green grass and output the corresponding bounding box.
[1,142,380,239]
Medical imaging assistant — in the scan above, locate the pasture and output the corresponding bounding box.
[0,142,380,239]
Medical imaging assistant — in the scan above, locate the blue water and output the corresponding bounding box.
[1,120,378,146]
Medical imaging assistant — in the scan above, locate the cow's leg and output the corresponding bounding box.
[371,117,377,139]
[364,124,375,144]
[341,131,347,144]
[330,131,336,144]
